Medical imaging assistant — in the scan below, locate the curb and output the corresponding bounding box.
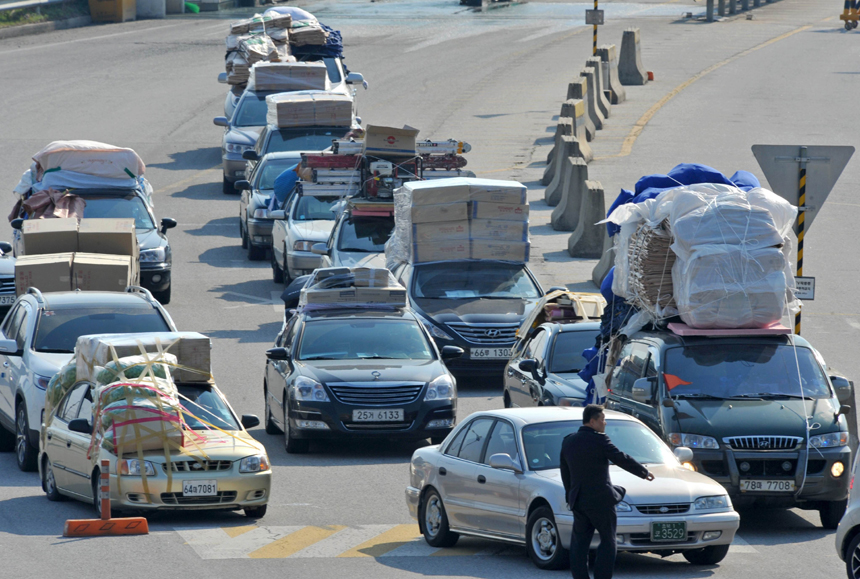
[0,15,92,41]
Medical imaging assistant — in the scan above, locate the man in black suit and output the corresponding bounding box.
[560,405,654,579]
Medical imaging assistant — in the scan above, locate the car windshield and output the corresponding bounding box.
[337,217,394,252]
[292,196,338,221]
[266,128,345,155]
[233,93,269,127]
[298,319,434,360]
[413,262,541,300]
[294,56,342,83]
[80,195,155,230]
[522,420,677,471]
[549,330,599,373]
[256,159,298,190]
[177,384,241,431]
[664,344,832,400]
[33,307,171,353]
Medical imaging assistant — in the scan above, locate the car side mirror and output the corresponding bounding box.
[0,338,19,355]
[243,150,260,161]
[441,346,464,360]
[632,377,656,404]
[269,210,286,220]
[837,405,852,418]
[234,180,251,192]
[519,359,537,373]
[673,446,694,464]
[68,419,92,435]
[831,376,853,405]
[311,243,329,256]
[662,397,676,408]
[266,347,290,361]
[217,72,227,84]
[160,218,177,235]
[488,453,523,474]
[548,286,567,293]
[241,414,260,429]
[345,71,364,84]
[213,116,229,127]
[0,241,11,255]
[10,218,23,231]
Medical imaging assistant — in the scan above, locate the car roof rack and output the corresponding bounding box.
[125,285,156,303]
[26,287,45,305]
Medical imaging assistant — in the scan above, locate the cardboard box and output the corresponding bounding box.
[351,268,392,287]
[249,61,327,92]
[176,335,212,383]
[410,202,469,224]
[355,287,407,305]
[471,240,530,262]
[78,219,138,259]
[364,125,419,158]
[470,219,529,242]
[471,202,530,222]
[411,241,470,263]
[22,218,79,255]
[266,92,353,128]
[404,180,471,206]
[15,253,74,295]
[467,179,528,204]
[301,288,358,304]
[73,253,134,292]
[412,221,470,243]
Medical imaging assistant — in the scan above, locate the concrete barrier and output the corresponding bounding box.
[541,118,572,186]
[550,157,588,230]
[570,99,593,163]
[592,230,615,286]
[580,67,605,132]
[619,28,649,86]
[544,135,579,205]
[586,57,611,119]
[596,45,626,105]
[546,104,575,164]
[567,78,596,142]
[567,180,606,258]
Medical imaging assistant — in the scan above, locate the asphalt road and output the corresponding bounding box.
[1,1,858,577]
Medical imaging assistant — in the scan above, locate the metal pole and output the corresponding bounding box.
[100,459,111,521]
[707,0,714,21]
[795,146,807,335]
[718,0,726,16]
[593,0,598,56]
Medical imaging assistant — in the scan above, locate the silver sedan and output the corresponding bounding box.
[271,193,338,283]
[406,406,739,570]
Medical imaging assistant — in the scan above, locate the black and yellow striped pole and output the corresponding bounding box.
[795,146,807,335]
[593,0,599,56]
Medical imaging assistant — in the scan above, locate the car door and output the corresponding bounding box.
[0,303,24,422]
[629,348,663,436]
[6,303,32,419]
[269,317,299,430]
[510,330,547,408]
[65,389,96,497]
[529,330,553,406]
[606,342,648,416]
[44,383,88,492]
[471,419,525,538]
[433,417,493,530]
[272,200,289,269]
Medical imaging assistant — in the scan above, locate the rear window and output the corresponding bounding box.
[298,319,434,361]
[293,196,338,221]
[337,217,394,253]
[34,307,171,353]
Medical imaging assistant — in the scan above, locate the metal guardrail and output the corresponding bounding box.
[0,0,71,12]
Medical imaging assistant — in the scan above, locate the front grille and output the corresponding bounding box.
[446,322,519,345]
[328,383,423,406]
[736,459,797,476]
[635,504,690,515]
[702,461,727,477]
[724,436,802,450]
[629,532,696,545]
[163,460,233,473]
[343,421,414,431]
[0,276,14,294]
[807,460,826,474]
[161,491,238,505]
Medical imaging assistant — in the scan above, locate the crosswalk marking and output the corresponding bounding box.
[729,535,758,554]
[248,525,347,559]
[223,525,257,539]
[177,526,303,559]
[290,525,395,558]
[337,524,423,558]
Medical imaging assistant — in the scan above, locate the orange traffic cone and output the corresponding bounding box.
[64,460,149,537]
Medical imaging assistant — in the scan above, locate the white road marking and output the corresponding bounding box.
[177,526,303,559]
[846,319,860,331]
[290,525,395,558]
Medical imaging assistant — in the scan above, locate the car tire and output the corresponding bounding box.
[152,285,171,306]
[241,224,249,249]
[223,176,234,195]
[244,505,268,519]
[248,241,266,261]
[264,384,282,435]
[43,458,64,501]
[272,250,284,283]
[845,532,860,578]
[283,244,293,285]
[0,423,14,452]
[683,544,729,565]
[284,404,309,454]
[15,403,38,472]
[820,499,848,530]
[420,489,459,548]
[503,392,512,409]
[526,505,568,570]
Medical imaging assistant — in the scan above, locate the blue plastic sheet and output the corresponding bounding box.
[291,24,344,59]
[272,165,299,208]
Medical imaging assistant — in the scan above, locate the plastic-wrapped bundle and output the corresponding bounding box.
[44,363,78,419]
[291,24,343,59]
[239,36,279,65]
[627,220,676,316]
[289,20,329,46]
[32,140,145,181]
[247,61,327,92]
[94,353,177,387]
[97,389,184,453]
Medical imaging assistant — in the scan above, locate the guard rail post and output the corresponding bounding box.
[742,0,749,11]
[729,0,736,15]
[718,0,726,16]
[706,0,714,22]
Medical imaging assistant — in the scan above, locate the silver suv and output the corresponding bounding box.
[0,287,176,471]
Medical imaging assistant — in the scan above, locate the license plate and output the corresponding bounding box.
[182,480,217,496]
[352,409,404,422]
[740,479,796,492]
[651,521,687,542]
[0,295,14,305]
[470,348,512,360]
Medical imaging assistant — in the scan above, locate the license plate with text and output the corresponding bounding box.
[352,409,404,422]
[470,348,512,359]
[740,479,796,492]
[0,295,14,305]
[182,480,217,496]
[651,521,687,542]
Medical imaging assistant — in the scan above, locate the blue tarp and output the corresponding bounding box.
[272,165,299,208]
[291,24,344,60]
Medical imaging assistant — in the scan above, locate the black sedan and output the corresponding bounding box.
[263,308,463,453]
[503,321,601,408]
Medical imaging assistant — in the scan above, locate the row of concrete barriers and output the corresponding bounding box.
[704,0,783,22]
[542,28,649,286]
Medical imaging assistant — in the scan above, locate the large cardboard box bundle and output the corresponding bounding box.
[299,267,406,307]
[73,253,134,292]
[412,221,470,243]
[411,241,471,263]
[78,218,138,259]
[471,202,529,221]
[410,202,469,224]
[15,253,74,295]
[351,267,391,287]
[289,19,329,46]
[248,61,327,92]
[266,92,353,128]
[364,125,419,159]
[22,218,78,255]
[471,241,531,262]
[470,219,529,242]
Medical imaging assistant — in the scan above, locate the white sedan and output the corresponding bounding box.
[271,192,338,282]
[406,407,739,570]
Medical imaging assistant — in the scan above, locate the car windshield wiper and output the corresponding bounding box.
[553,368,582,374]
[302,355,341,360]
[36,348,74,354]
[744,393,814,400]
[356,355,392,360]
[672,393,728,400]
[338,247,374,252]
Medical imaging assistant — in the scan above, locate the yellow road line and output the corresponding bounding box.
[222,525,257,539]
[336,524,422,558]
[248,525,346,559]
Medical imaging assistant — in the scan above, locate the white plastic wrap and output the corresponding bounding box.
[32,140,145,180]
[13,166,35,199]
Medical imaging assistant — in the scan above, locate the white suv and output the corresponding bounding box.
[0,287,176,471]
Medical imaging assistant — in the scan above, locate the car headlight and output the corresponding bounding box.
[425,375,456,401]
[417,315,453,341]
[616,501,632,512]
[809,432,849,448]
[140,247,167,263]
[253,208,274,219]
[694,495,730,510]
[226,143,254,154]
[34,374,51,390]
[668,433,719,450]
[239,455,270,473]
[119,459,156,476]
[293,240,315,252]
[292,376,329,402]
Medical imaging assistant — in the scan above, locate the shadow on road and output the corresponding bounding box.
[261,431,429,466]
[198,245,269,268]
[172,182,226,200]
[185,216,238,238]
[206,321,282,344]
[148,147,221,171]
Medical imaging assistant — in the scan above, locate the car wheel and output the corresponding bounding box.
[241,224,249,249]
[683,544,729,565]
[283,245,293,285]
[264,384,282,435]
[271,250,284,283]
[223,176,234,195]
[44,458,63,501]
[248,241,266,261]
[244,505,268,519]
[503,392,512,408]
[820,499,848,529]
[846,532,860,578]
[0,423,14,452]
[526,506,568,570]
[92,472,103,516]
[420,489,459,548]
[15,403,38,472]
[284,404,308,454]
[152,285,171,306]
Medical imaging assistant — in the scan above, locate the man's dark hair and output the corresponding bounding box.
[582,404,604,424]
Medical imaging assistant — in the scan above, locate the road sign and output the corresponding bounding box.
[752,145,854,234]
[794,276,815,301]
[585,9,604,25]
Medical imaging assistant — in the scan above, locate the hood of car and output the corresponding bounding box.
[290,220,335,242]
[334,251,387,269]
[545,374,589,397]
[133,429,266,461]
[414,297,539,325]
[31,352,75,378]
[226,127,263,146]
[136,228,167,251]
[0,255,15,276]
[670,397,843,438]
[297,359,444,385]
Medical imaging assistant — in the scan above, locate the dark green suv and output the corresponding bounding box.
[605,330,853,529]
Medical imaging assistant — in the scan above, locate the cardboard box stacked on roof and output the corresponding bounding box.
[248,61,328,92]
[387,177,530,264]
[299,267,406,306]
[266,92,353,128]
